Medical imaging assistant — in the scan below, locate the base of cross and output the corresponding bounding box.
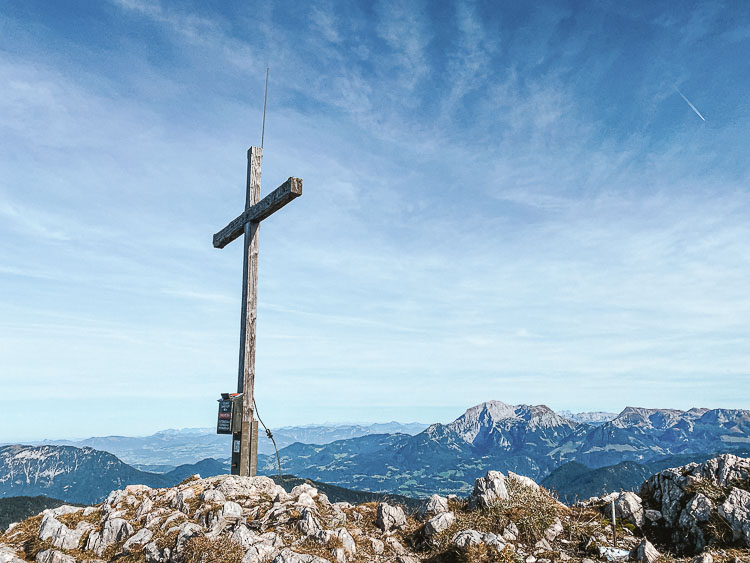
[230,419,259,476]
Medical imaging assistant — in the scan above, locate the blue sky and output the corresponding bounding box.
[1,0,749,441]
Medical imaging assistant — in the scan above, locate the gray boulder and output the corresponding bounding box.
[451,529,483,549]
[468,470,509,509]
[718,487,750,545]
[418,494,449,520]
[614,492,645,528]
[376,502,406,533]
[424,511,455,538]
[631,539,660,563]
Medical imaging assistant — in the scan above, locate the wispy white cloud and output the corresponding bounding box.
[1,1,749,439]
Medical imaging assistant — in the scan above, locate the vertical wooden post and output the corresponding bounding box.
[611,498,617,547]
[232,146,262,477]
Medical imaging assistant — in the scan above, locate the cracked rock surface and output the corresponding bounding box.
[2,457,750,562]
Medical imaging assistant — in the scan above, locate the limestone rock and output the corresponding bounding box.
[0,545,26,563]
[333,527,356,555]
[613,492,645,528]
[376,502,406,533]
[424,511,455,537]
[200,489,226,503]
[419,494,449,520]
[122,527,153,554]
[719,487,750,545]
[143,541,170,563]
[451,529,483,549]
[502,521,519,542]
[370,538,384,554]
[544,518,563,542]
[220,500,243,520]
[36,550,77,563]
[508,471,541,491]
[298,508,323,537]
[469,470,509,509]
[290,483,318,499]
[271,548,331,563]
[385,537,406,554]
[631,539,660,563]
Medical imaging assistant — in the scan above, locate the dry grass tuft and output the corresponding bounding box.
[181,536,244,563]
[425,482,562,561]
[686,479,728,503]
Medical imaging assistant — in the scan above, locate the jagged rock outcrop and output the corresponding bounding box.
[3,458,750,562]
[468,469,509,509]
[639,453,750,554]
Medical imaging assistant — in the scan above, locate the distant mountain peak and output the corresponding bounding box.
[610,406,690,429]
[448,400,576,445]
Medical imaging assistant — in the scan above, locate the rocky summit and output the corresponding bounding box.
[2,455,750,563]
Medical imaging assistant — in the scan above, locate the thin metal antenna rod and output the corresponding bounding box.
[261,68,269,149]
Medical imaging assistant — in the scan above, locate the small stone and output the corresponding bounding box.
[271,548,331,563]
[370,538,384,554]
[631,539,660,563]
[508,471,541,491]
[544,518,563,542]
[123,528,153,554]
[296,493,316,508]
[298,508,323,537]
[290,483,318,499]
[419,494,450,520]
[468,470,509,509]
[613,492,645,528]
[221,500,243,520]
[35,550,76,563]
[692,554,713,563]
[333,528,356,555]
[424,511,455,537]
[451,529,483,550]
[385,537,406,554]
[376,502,406,533]
[534,538,553,552]
[503,521,519,542]
[200,489,226,503]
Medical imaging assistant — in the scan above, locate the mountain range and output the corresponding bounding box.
[3,400,749,502]
[256,401,750,497]
[0,445,228,504]
[34,422,429,467]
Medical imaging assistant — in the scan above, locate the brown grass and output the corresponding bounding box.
[181,536,244,563]
[423,483,563,562]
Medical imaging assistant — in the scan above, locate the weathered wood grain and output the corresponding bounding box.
[238,147,261,477]
[214,145,302,478]
[213,177,303,249]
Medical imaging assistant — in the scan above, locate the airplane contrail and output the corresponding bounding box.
[675,87,706,121]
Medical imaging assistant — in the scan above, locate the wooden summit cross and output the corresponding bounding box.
[213,146,302,476]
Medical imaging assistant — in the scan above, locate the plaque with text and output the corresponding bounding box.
[217,399,233,434]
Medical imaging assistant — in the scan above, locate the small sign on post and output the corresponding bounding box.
[217,393,243,435]
[217,397,233,434]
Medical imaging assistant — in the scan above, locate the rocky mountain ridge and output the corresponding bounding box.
[257,401,750,497]
[0,446,227,504]
[3,454,750,562]
[4,401,750,504]
[35,423,429,467]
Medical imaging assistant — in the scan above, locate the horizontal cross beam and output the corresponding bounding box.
[213,177,302,249]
